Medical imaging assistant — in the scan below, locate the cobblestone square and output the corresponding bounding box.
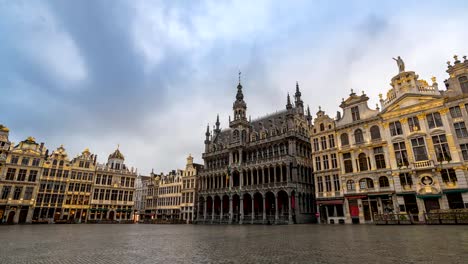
[0,225,467,264]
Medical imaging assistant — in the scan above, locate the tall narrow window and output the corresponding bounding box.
[325,176,332,192]
[346,180,355,191]
[328,134,335,148]
[358,153,368,171]
[354,129,364,144]
[331,153,338,168]
[343,153,353,173]
[450,106,462,118]
[1,186,11,199]
[340,133,349,146]
[315,157,321,171]
[454,122,468,138]
[320,136,327,150]
[323,155,329,170]
[426,112,443,129]
[351,106,360,121]
[370,125,381,140]
[389,121,403,136]
[13,186,22,200]
[393,141,409,167]
[373,147,386,169]
[432,134,451,162]
[407,116,420,132]
[411,137,428,161]
[313,138,319,151]
[460,144,468,161]
[333,175,340,191]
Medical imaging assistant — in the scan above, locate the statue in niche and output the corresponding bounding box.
[392,56,405,73]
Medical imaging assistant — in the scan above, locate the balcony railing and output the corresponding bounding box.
[413,160,434,169]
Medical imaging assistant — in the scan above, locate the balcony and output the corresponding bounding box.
[413,160,434,169]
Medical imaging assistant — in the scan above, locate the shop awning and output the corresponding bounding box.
[368,192,394,198]
[317,200,344,205]
[443,188,468,194]
[396,192,416,196]
[344,195,367,199]
[416,194,442,199]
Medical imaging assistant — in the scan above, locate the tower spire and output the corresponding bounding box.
[215,114,221,133]
[286,93,292,110]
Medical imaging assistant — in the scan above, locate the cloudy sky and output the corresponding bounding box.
[0,0,467,174]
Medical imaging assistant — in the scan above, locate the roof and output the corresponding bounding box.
[109,148,125,160]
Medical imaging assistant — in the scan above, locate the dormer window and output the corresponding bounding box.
[351,106,360,121]
[320,123,325,131]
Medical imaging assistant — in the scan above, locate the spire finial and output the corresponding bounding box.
[117,144,120,150]
[296,81,299,92]
[286,93,292,109]
[238,71,241,84]
[319,105,321,111]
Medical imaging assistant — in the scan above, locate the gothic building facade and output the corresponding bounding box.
[197,80,315,224]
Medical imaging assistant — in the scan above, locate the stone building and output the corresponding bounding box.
[181,154,203,223]
[310,108,345,224]
[134,174,152,221]
[0,136,46,224]
[197,79,315,224]
[65,148,97,222]
[313,55,468,224]
[156,169,183,220]
[335,91,393,224]
[89,148,136,222]
[378,55,468,221]
[34,145,70,223]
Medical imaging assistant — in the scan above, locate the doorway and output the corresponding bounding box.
[424,198,440,213]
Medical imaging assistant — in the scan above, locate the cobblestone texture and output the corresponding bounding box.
[0,224,467,264]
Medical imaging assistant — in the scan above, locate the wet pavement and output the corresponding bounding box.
[0,224,467,264]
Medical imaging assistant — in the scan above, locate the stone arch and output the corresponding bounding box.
[265,191,275,218]
[243,193,252,218]
[277,190,289,218]
[253,192,263,220]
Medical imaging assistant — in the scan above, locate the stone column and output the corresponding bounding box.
[288,194,293,224]
[13,207,20,224]
[220,198,224,221]
[275,194,279,222]
[229,196,233,224]
[240,170,243,189]
[203,198,207,221]
[26,207,34,224]
[262,195,266,222]
[240,197,244,224]
[251,197,255,224]
[211,198,215,221]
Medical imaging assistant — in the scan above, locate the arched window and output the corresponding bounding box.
[359,178,374,189]
[233,130,239,141]
[241,130,247,142]
[340,133,349,146]
[379,176,390,187]
[354,129,364,144]
[459,76,468,93]
[370,125,381,140]
[320,123,325,131]
[358,153,368,171]
[346,180,355,190]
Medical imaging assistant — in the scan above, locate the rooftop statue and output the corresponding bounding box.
[392,56,405,73]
